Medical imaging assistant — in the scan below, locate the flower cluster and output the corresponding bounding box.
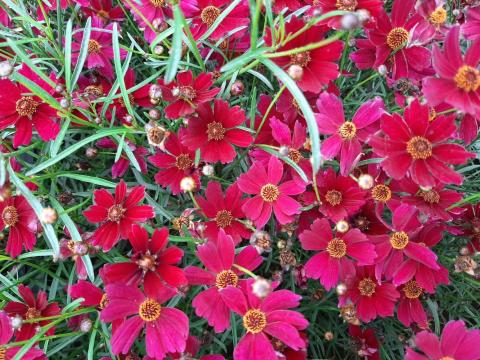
[1,0,480,359]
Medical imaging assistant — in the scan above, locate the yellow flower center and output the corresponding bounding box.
[325,190,342,206]
[87,39,102,54]
[419,189,440,204]
[118,93,135,108]
[137,254,157,272]
[371,184,392,202]
[288,148,303,163]
[99,294,109,310]
[403,280,423,299]
[358,278,376,297]
[454,65,480,92]
[201,6,221,27]
[386,27,409,50]
[178,85,197,101]
[215,210,233,228]
[2,205,18,227]
[339,122,357,140]
[150,0,165,7]
[25,307,41,320]
[206,121,226,141]
[335,0,358,11]
[429,7,447,26]
[138,298,162,322]
[107,205,125,222]
[15,96,39,117]
[215,270,239,289]
[242,309,267,334]
[290,51,311,67]
[326,238,347,258]
[175,154,193,170]
[260,184,280,203]
[406,136,432,160]
[390,231,409,250]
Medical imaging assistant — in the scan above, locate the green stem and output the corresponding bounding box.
[232,264,258,278]
[5,332,84,348]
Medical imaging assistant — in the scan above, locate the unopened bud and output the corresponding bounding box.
[202,164,214,177]
[180,176,196,192]
[148,108,161,120]
[279,145,289,157]
[153,45,164,55]
[324,331,334,341]
[11,315,23,330]
[340,13,360,30]
[358,174,374,190]
[230,80,244,96]
[80,318,92,333]
[336,220,349,233]
[40,207,57,224]
[287,64,303,80]
[377,65,387,76]
[60,98,69,109]
[149,84,162,100]
[252,277,272,298]
[336,283,347,296]
[0,61,14,78]
[85,147,98,159]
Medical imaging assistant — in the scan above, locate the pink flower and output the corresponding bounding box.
[83,180,155,251]
[69,280,107,309]
[96,138,148,178]
[397,280,428,328]
[100,284,189,358]
[185,229,262,332]
[463,6,480,41]
[237,156,305,228]
[195,181,251,244]
[220,279,309,360]
[300,218,377,290]
[182,100,253,164]
[315,92,384,175]
[102,224,187,298]
[406,320,480,360]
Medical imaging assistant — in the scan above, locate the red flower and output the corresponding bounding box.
[300,218,376,290]
[316,0,384,29]
[83,180,155,251]
[190,0,250,40]
[339,266,400,322]
[59,228,94,280]
[158,70,220,119]
[348,325,380,360]
[100,285,189,358]
[220,279,309,360]
[0,66,59,148]
[4,285,61,341]
[315,93,384,175]
[463,5,480,41]
[0,195,38,258]
[71,16,126,79]
[168,336,225,360]
[102,224,187,298]
[182,100,253,163]
[148,130,199,195]
[370,99,475,187]
[237,156,305,228]
[423,26,480,116]
[264,17,343,93]
[195,181,251,244]
[406,320,480,360]
[316,168,367,222]
[75,0,124,22]
[69,280,107,309]
[0,311,46,360]
[96,138,148,178]
[397,280,428,329]
[185,229,262,332]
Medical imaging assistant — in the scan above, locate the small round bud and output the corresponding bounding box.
[230,80,244,96]
[124,115,133,125]
[355,9,371,23]
[348,38,356,47]
[149,84,162,100]
[40,207,57,224]
[60,98,69,109]
[180,176,196,192]
[153,45,164,55]
[252,277,272,298]
[277,240,287,249]
[452,9,460,16]
[0,61,14,78]
[148,108,161,120]
[324,331,334,341]
[287,64,303,80]
[278,145,289,157]
[312,7,323,17]
[336,283,347,296]
[94,117,101,124]
[196,223,206,233]
[340,13,360,30]
[152,18,164,30]
[336,220,349,233]
[202,164,215,177]
[377,64,387,76]
[80,318,92,333]
[358,174,374,190]
[85,147,98,159]
[11,315,23,330]
[460,247,470,256]
[171,87,180,97]
[55,84,64,94]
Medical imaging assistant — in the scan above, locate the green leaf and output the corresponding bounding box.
[164,5,184,84]
[25,128,134,176]
[260,58,321,173]
[50,117,71,157]
[64,18,73,92]
[7,163,60,257]
[18,249,54,259]
[71,17,92,89]
[112,23,134,116]
[57,173,117,187]
[221,47,266,73]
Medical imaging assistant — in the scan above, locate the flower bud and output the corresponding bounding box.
[85,147,98,159]
[148,108,161,120]
[11,315,23,330]
[149,84,162,100]
[80,318,92,333]
[60,98,69,109]
[230,80,244,96]
[202,164,214,177]
[278,145,289,157]
[340,13,360,30]
[153,45,164,55]
[0,61,13,79]
[358,173,374,190]
[377,65,387,76]
[287,64,303,80]
[336,282,347,296]
[324,331,334,341]
[336,220,349,233]
[41,207,57,224]
[180,176,196,192]
[252,277,272,298]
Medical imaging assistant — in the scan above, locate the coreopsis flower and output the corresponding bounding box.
[264,17,343,93]
[100,284,189,358]
[463,6,480,41]
[102,224,187,298]
[397,280,428,328]
[415,0,448,35]
[351,0,432,79]
[68,280,108,309]
[339,266,400,322]
[59,228,94,280]
[350,200,389,235]
[459,113,480,145]
[182,100,253,163]
[220,279,309,360]
[348,325,380,360]
[195,181,250,244]
[71,16,126,79]
[370,99,475,187]
[237,156,305,228]
[0,66,59,148]
[0,195,38,258]
[96,138,148,178]
[393,178,463,221]
[315,93,384,175]
[185,229,262,332]
[4,285,61,341]
[158,70,220,119]
[315,0,384,29]
[83,180,155,251]
[0,311,46,360]
[423,26,480,116]
[75,0,124,22]
[300,218,377,290]
[316,168,367,222]
[148,130,199,195]
[405,320,480,360]
[190,0,250,40]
